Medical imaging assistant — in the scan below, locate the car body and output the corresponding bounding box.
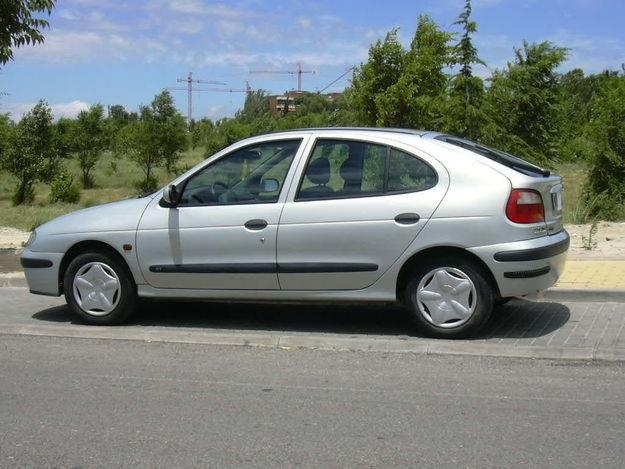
[21,128,569,337]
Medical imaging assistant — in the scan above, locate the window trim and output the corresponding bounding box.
[294,137,439,203]
[175,138,303,208]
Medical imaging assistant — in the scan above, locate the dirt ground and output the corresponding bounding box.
[0,227,30,249]
[1,223,623,260]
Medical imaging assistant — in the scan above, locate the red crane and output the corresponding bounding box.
[250,63,315,92]
[168,72,226,122]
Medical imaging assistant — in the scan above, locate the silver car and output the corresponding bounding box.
[21,128,569,338]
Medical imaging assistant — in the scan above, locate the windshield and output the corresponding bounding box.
[434,135,550,177]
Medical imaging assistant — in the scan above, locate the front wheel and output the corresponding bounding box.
[404,257,494,339]
[64,251,137,325]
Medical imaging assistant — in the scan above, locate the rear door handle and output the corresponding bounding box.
[394,213,420,225]
[244,219,268,230]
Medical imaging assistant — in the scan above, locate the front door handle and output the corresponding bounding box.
[244,219,268,230]
[394,213,420,225]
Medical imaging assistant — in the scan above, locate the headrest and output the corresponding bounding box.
[233,149,262,162]
[306,157,331,185]
[340,158,361,184]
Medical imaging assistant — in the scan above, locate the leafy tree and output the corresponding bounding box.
[72,104,107,188]
[375,15,453,129]
[445,0,487,139]
[150,91,188,173]
[236,90,270,123]
[115,117,161,193]
[52,117,75,159]
[351,29,406,125]
[0,0,55,67]
[583,77,625,220]
[483,41,568,163]
[114,91,187,191]
[555,69,616,161]
[191,117,214,149]
[0,100,58,204]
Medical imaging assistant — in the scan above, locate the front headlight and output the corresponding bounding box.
[25,230,37,248]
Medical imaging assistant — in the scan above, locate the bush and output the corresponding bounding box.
[49,171,80,204]
[583,78,625,220]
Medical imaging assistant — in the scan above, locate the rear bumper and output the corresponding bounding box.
[468,230,570,298]
[20,249,63,296]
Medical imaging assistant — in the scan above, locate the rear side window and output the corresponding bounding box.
[296,139,437,201]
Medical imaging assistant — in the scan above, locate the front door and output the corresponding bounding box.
[137,138,304,290]
[277,137,448,290]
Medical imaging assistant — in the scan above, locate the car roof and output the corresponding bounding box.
[265,127,433,137]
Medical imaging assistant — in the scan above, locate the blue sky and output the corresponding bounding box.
[1,0,624,121]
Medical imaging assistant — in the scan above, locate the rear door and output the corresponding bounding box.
[277,136,449,290]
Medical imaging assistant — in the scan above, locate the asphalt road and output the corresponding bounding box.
[1,334,625,468]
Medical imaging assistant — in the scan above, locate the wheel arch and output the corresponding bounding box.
[58,240,136,294]
[395,245,500,302]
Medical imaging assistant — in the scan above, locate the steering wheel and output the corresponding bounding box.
[189,182,229,204]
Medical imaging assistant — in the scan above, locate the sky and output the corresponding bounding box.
[1,0,624,121]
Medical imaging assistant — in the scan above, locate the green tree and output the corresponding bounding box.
[483,41,568,163]
[52,117,75,159]
[350,29,406,125]
[236,90,270,123]
[0,100,58,204]
[583,77,625,220]
[375,15,453,129]
[114,91,188,191]
[445,0,487,139]
[191,117,214,149]
[72,104,107,188]
[115,116,161,193]
[555,69,616,161]
[150,91,188,173]
[0,0,55,67]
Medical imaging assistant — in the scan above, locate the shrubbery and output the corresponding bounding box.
[49,170,80,204]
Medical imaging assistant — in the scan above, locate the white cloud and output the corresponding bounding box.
[2,100,90,120]
[166,0,253,18]
[14,29,168,64]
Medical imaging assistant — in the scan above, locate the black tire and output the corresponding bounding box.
[404,256,494,339]
[64,251,137,325]
[495,297,514,306]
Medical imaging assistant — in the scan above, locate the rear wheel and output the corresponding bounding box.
[404,256,494,339]
[64,251,136,325]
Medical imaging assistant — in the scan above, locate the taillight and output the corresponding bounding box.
[506,189,545,224]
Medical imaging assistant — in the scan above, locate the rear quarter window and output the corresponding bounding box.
[387,148,438,193]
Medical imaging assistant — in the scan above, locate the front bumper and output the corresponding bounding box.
[20,249,64,296]
[468,230,570,298]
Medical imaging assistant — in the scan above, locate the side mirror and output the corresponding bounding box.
[261,178,280,193]
[161,184,181,207]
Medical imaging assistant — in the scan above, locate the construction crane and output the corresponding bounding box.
[167,72,226,122]
[250,63,315,92]
[200,81,255,94]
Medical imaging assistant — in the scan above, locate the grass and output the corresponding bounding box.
[0,152,620,231]
[553,161,590,224]
[0,148,206,231]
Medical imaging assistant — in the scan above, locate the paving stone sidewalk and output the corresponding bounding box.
[0,287,624,361]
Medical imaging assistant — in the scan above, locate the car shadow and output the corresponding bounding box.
[32,298,570,340]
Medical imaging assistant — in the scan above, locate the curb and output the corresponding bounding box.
[539,288,625,303]
[1,323,623,363]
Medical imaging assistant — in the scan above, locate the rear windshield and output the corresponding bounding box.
[434,135,550,177]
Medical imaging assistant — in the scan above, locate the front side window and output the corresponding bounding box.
[296,139,437,201]
[180,139,301,206]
